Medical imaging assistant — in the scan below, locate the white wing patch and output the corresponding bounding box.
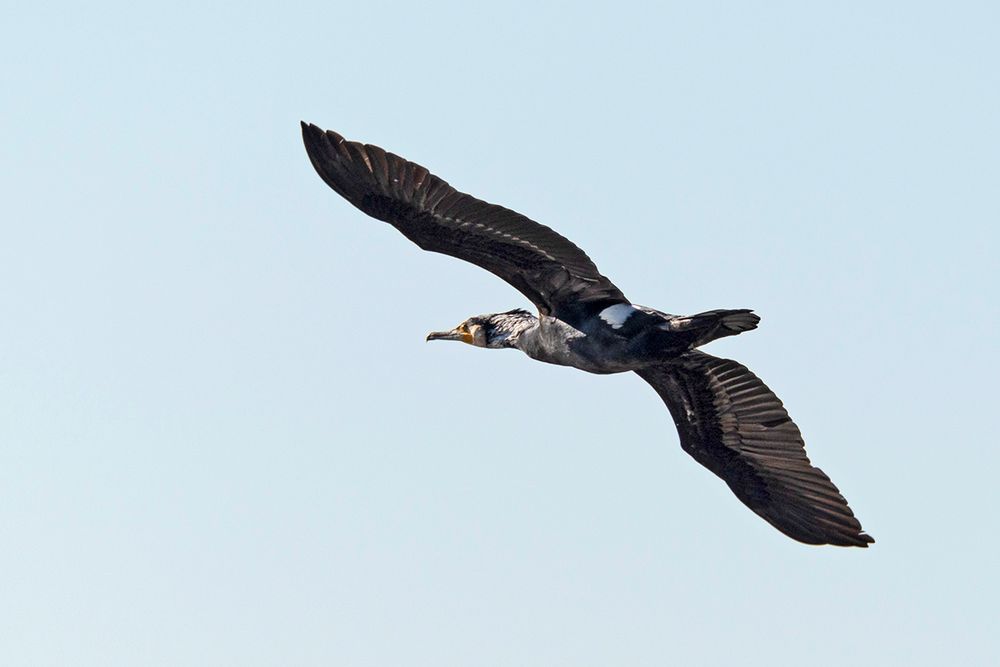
[598,303,639,329]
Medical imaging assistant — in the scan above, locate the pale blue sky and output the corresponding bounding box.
[2,1,998,665]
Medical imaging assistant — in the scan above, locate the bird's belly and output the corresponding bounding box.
[519,316,671,374]
[527,348,636,374]
[526,335,644,375]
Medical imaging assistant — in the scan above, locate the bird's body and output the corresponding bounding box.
[480,306,759,375]
[301,122,874,547]
[521,311,637,374]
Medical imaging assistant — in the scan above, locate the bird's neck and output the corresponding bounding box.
[488,311,539,349]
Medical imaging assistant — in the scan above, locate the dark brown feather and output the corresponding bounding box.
[301,122,628,324]
[636,352,873,547]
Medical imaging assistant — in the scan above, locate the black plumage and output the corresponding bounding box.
[637,353,872,547]
[301,123,626,327]
[301,121,873,547]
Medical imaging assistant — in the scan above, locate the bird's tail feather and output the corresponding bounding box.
[676,308,760,348]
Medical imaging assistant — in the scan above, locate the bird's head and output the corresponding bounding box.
[426,309,536,349]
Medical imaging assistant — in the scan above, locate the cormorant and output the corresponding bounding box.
[301,122,873,547]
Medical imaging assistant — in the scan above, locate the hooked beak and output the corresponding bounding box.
[426,329,465,342]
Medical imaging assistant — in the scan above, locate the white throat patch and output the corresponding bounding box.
[598,303,639,329]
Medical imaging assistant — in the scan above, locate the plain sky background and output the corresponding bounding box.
[3,1,998,665]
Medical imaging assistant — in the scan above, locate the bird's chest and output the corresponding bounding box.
[518,318,639,374]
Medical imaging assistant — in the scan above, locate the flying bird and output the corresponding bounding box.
[300,122,873,547]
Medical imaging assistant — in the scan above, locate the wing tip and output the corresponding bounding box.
[787,523,875,548]
[300,119,317,137]
[837,532,875,548]
[300,121,345,151]
[300,120,323,156]
[833,531,874,548]
[300,121,359,197]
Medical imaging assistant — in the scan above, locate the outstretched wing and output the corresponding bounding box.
[301,122,628,325]
[636,352,873,547]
